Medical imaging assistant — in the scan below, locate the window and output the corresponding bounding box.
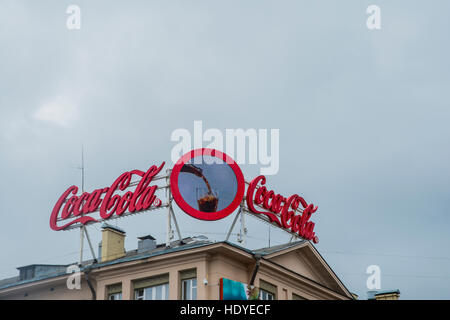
[292,293,306,300]
[108,292,122,300]
[181,278,197,300]
[180,269,197,300]
[135,283,169,300]
[259,280,277,300]
[106,283,122,300]
[260,290,275,300]
[133,274,169,300]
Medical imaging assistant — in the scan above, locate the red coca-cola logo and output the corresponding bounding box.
[246,175,319,243]
[50,162,165,231]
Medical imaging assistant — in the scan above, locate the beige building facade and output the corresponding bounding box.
[0,226,353,300]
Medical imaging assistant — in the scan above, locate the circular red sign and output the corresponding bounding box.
[170,148,245,221]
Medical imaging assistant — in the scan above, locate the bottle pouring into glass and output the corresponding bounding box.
[180,164,219,212]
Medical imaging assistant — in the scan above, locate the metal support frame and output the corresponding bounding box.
[79,226,98,265]
[225,201,247,244]
[166,169,183,247]
[77,146,98,265]
[225,208,240,242]
[239,204,247,246]
[84,227,97,262]
[79,226,85,265]
[289,235,297,243]
[241,205,306,247]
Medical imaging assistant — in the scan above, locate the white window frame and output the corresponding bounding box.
[108,292,122,300]
[260,289,275,300]
[181,278,197,300]
[135,283,169,300]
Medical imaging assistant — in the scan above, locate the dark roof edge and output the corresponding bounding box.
[252,240,307,255]
[375,289,401,296]
[17,264,70,270]
[0,272,68,291]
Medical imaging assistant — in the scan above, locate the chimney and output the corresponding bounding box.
[101,223,126,262]
[367,290,401,300]
[137,235,157,254]
[374,290,400,300]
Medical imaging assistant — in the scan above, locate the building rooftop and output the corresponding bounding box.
[0,236,213,290]
[0,236,309,291]
[253,240,306,256]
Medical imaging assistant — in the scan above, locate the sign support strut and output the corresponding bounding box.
[166,169,183,247]
[225,201,247,245]
[77,146,98,265]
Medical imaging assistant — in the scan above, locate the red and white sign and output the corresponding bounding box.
[50,149,319,243]
[246,175,319,243]
[50,163,165,230]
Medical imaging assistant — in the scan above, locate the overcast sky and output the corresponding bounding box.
[1,1,449,299]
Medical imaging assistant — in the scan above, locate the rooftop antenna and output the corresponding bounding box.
[268,224,271,247]
[81,144,85,192]
[77,145,97,265]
